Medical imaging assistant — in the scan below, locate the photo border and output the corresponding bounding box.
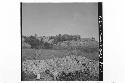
[20,2,23,81]
[98,2,103,81]
[20,2,103,81]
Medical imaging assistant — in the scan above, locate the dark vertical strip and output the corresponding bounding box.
[20,2,23,81]
[98,2,103,81]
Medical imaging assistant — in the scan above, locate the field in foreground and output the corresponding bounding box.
[22,54,99,81]
[22,47,99,81]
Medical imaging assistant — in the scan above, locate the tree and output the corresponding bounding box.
[24,36,40,49]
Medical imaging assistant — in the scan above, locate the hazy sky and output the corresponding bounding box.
[22,3,98,41]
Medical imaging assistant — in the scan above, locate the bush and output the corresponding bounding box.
[43,42,53,49]
[21,71,37,81]
[56,69,99,81]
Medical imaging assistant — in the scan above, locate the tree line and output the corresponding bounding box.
[22,34,81,49]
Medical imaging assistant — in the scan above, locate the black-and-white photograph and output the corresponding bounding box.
[21,2,102,81]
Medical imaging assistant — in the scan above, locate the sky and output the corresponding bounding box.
[22,3,98,41]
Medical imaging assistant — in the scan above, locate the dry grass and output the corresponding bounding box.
[22,48,99,62]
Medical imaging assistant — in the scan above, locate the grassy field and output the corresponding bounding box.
[22,48,99,61]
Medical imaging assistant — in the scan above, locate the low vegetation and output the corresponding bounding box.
[22,34,99,81]
[22,55,99,81]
